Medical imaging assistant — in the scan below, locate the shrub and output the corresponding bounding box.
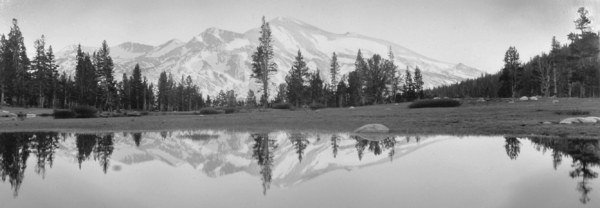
[199,107,223,115]
[309,103,326,110]
[554,109,590,116]
[408,99,461,108]
[223,107,236,114]
[73,105,98,118]
[53,109,76,119]
[272,103,292,110]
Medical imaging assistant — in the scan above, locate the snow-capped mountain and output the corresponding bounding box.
[55,17,484,97]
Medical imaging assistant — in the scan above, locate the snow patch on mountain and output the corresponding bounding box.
[55,17,485,97]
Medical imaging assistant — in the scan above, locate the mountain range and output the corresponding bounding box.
[55,17,485,97]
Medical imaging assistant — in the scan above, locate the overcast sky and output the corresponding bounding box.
[0,0,598,73]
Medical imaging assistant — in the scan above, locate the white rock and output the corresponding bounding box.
[529,96,538,101]
[354,124,390,133]
[579,117,598,124]
[560,117,600,124]
[519,96,529,101]
[477,98,486,102]
[349,106,355,109]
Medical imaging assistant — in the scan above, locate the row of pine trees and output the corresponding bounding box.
[430,7,600,99]
[0,17,426,111]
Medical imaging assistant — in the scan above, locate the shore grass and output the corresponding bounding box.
[1,98,600,138]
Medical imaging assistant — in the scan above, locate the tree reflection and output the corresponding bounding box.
[528,137,600,204]
[0,132,61,197]
[289,133,309,162]
[132,133,143,147]
[31,133,60,178]
[504,137,520,160]
[94,134,114,174]
[251,133,277,195]
[353,136,397,161]
[331,135,340,158]
[75,134,115,173]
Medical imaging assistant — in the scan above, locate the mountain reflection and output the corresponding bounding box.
[506,137,600,204]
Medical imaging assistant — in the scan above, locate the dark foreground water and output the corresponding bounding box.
[0,131,598,208]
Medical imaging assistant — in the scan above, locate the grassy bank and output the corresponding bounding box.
[1,98,600,138]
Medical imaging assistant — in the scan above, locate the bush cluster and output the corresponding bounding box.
[53,109,76,119]
[408,99,461,108]
[198,107,224,115]
[272,103,293,110]
[53,105,98,119]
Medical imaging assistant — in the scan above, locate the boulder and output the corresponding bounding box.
[519,96,529,101]
[354,124,390,133]
[126,111,142,117]
[529,96,538,101]
[560,117,600,124]
[349,106,355,109]
[579,117,598,124]
[0,111,17,118]
[560,117,583,124]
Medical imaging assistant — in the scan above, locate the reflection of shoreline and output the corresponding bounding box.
[0,131,454,197]
[508,137,600,204]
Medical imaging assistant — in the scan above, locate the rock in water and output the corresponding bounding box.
[354,124,390,133]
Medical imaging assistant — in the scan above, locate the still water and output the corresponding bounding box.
[0,131,598,208]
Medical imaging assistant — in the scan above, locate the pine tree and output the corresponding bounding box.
[308,70,324,104]
[414,66,424,99]
[498,46,521,98]
[250,16,277,108]
[329,52,340,89]
[285,50,309,106]
[246,89,257,107]
[157,71,168,111]
[131,64,143,109]
[3,19,31,106]
[403,67,416,100]
[32,35,50,107]
[95,41,117,110]
[354,49,367,104]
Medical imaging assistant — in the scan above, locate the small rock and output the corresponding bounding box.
[519,96,529,101]
[552,100,559,104]
[349,106,355,109]
[477,98,486,102]
[542,121,552,125]
[354,124,390,133]
[529,96,538,101]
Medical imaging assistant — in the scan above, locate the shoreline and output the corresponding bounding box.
[1,98,600,138]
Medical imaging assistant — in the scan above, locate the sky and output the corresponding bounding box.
[0,0,599,73]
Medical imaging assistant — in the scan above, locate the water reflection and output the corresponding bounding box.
[1,131,599,206]
[505,137,600,204]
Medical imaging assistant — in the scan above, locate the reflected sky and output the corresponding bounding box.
[0,131,599,208]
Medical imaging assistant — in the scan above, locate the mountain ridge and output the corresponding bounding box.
[55,17,485,97]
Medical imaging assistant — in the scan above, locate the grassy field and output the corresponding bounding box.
[1,98,600,138]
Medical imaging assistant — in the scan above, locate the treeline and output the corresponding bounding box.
[429,7,600,98]
[250,17,425,109]
[1,16,428,111]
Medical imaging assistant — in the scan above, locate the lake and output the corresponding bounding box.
[0,130,598,207]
